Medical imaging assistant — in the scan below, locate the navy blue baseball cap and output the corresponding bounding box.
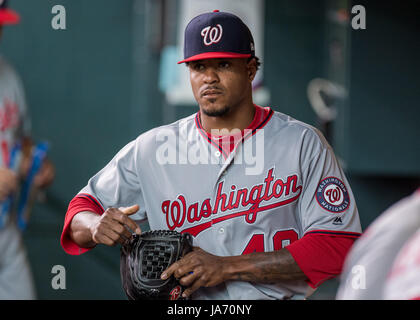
[0,0,20,25]
[178,10,255,64]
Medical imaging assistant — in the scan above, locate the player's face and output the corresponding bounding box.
[188,58,256,117]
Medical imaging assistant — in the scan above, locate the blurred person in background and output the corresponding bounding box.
[336,188,420,299]
[0,0,54,299]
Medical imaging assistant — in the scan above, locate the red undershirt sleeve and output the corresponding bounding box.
[285,233,359,288]
[60,194,104,255]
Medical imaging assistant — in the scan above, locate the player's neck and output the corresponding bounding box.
[199,100,256,134]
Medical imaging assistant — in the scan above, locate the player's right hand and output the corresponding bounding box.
[89,205,142,246]
[0,167,19,201]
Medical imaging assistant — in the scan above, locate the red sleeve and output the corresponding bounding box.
[60,194,105,255]
[285,230,361,288]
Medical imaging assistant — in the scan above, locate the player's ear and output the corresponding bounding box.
[246,58,257,82]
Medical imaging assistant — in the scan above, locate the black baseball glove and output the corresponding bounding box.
[120,230,193,300]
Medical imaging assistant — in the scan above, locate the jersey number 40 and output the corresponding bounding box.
[242,230,298,255]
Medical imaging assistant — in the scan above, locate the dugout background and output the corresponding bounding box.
[0,0,419,299]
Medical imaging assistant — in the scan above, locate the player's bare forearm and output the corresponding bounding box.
[69,211,99,248]
[162,247,307,298]
[223,249,306,283]
[69,205,141,249]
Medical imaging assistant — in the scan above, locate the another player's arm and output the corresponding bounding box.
[161,246,306,297]
[69,205,141,248]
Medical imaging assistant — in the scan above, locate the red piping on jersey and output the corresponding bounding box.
[77,193,105,212]
[304,229,361,238]
[195,114,228,158]
[195,105,274,159]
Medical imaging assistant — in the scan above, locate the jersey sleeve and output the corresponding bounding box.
[297,129,362,237]
[284,128,362,288]
[60,139,147,255]
[79,139,147,221]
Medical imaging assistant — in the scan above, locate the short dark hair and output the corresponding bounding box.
[248,56,261,71]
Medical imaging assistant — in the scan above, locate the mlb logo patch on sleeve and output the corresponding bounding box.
[316,177,350,213]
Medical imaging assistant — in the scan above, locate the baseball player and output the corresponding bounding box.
[336,188,420,300]
[61,10,362,300]
[0,0,55,299]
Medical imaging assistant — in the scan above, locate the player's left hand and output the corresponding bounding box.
[161,246,227,298]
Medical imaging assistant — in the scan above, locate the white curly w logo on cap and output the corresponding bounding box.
[201,24,223,46]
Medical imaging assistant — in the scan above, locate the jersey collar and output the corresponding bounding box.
[195,104,274,159]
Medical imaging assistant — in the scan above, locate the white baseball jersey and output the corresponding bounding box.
[336,189,420,300]
[79,106,361,299]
